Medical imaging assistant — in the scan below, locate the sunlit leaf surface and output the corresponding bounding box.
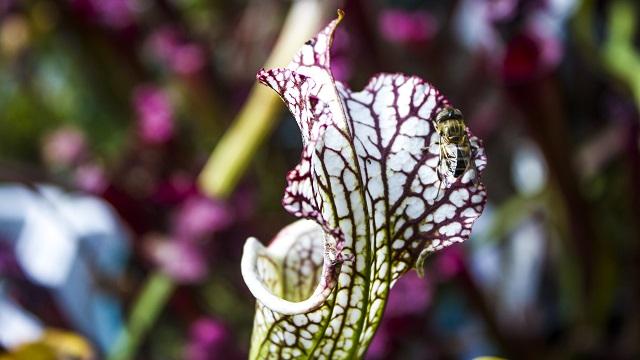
[241,11,487,359]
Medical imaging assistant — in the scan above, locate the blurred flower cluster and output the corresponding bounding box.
[1,0,640,359]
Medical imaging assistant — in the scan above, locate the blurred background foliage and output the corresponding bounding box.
[1,0,639,359]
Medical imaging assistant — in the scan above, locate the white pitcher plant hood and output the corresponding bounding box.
[241,11,487,359]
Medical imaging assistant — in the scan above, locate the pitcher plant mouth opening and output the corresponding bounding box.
[241,220,340,315]
[241,10,486,359]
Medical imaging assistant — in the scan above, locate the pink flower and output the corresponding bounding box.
[94,0,137,29]
[184,318,229,360]
[146,236,208,283]
[133,85,175,144]
[41,126,87,168]
[147,27,180,63]
[378,9,438,44]
[74,164,108,194]
[147,27,205,76]
[173,195,232,242]
[526,18,563,70]
[170,44,205,76]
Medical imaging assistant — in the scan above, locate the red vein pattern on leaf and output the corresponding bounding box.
[245,11,487,360]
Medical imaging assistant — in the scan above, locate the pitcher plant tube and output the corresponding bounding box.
[241,11,487,359]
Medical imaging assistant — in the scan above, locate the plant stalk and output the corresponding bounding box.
[198,0,328,198]
[107,2,328,359]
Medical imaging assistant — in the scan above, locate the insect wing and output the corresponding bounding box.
[440,143,459,178]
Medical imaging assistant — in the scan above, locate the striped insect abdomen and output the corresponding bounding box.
[453,147,469,178]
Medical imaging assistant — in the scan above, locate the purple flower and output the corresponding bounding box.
[502,27,563,83]
[146,235,208,283]
[74,164,108,194]
[502,5,566,85]
[151,172,197,205]
[378,9,438,44]
[41,126,87,169]
[184,317,229,360]
[486,0,520,22]
[147,27,180,63]
[385,271,432,318]
[435,244,465,281]
[133,85,175,144]
[525,17,563,69]
[170,44,205,76]
[499,11,564,84]
[146,27,205,76]
[454,0,566,82]
[69,0,138,29]
[330,28,351,82]
[173,195,232,242]
[365,325,390,360]
[95,0,137,29]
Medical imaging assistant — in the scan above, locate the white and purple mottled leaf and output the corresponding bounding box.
[241,11,487,359]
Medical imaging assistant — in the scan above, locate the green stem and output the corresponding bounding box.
[108,2,329,359]
[602,0,640,108]
[575,0,640,108]
[108,273,175,360]
[198,0,328,198]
